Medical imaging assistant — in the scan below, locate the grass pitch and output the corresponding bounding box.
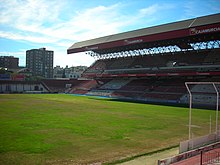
[0,94,217,164]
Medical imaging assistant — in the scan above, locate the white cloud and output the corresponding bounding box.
[139,4,159,16]
[0,1,124,42]
[0,0,170,67]
[0,0,63,26]
[0,31,56,43]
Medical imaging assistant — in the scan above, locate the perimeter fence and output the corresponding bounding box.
[201,150,220,165]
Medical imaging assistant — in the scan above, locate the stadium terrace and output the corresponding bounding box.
[67,13,220,107]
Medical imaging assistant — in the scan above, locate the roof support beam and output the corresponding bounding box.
[88,39,219,59]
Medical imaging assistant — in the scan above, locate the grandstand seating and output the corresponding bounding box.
[69,80,98,94]
[120,78,187,102]
[68,14,220,108]
[68,48,220,106]
[75,78,188,102]
[99,79,131,89]
[118,79,154,94]
[112,91,142,98]
[83,60,107,74]
[180,83,220,105]
[203,49,220,64]
[42,79,80,93]
[83,49,219,76]
[68,76,219,105]
[109,57,135,69]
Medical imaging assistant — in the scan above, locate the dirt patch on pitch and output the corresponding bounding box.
[118,147,178,165]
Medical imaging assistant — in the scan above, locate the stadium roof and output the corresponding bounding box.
[67,13,220,54]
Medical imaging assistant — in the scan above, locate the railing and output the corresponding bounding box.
[202,150,220,165]
[158,142,220,165]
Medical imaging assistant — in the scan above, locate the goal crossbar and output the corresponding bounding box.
[185,82,220,140]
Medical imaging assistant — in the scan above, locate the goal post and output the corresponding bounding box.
[185,82,219,140]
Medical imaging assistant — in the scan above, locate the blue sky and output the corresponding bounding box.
[0,0,220,67]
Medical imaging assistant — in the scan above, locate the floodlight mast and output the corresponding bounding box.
[185,82,219,140]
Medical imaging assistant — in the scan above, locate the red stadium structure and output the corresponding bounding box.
[67,13,220,107]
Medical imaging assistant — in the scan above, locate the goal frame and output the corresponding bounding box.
[185,82,219,140]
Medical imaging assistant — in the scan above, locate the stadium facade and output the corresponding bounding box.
[67,13,220,106]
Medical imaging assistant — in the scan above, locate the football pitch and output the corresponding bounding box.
[0,94,217,164]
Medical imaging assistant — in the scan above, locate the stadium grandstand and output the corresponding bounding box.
[67,13,220,107]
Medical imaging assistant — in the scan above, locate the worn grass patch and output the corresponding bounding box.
[0,94,217,164]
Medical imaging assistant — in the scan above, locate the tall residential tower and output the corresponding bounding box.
[26,48,53,78]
